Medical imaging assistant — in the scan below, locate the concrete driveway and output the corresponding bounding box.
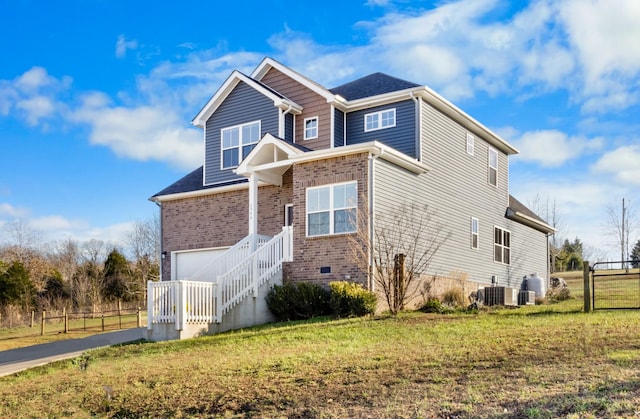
[0,328,145,377]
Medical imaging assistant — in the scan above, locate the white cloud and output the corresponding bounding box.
[592,145,640,186]
[511,129,603,167]
[16,95,56,125]
[0,203,26,218]
[115,35,139,59]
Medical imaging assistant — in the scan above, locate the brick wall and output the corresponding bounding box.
[160,168,293,280]
[284,152,370,287]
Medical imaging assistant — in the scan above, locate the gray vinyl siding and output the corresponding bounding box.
[284,113,294,142]
[372,99,548,290]
[204,81,280,185]
[334,108,345,147]
[345,100,416,158]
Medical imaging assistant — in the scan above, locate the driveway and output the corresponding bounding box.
[0,328,145,377]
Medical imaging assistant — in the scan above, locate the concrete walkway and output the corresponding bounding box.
[0,328,145,377]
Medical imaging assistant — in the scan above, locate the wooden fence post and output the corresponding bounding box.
[41,311,46,336]
[101,314,105,332]
[137,307,142,328]
[63,307,68,333]
[583,261,591,312]
[31,310,35,328]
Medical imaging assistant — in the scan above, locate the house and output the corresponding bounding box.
[146,57,554,341]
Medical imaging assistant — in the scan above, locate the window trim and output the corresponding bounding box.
[306,181,357,237]
[466,133,475,156]
[493,226,511,265]
[304,116,318,140]
[220,120,261,170]
[471,217,479,250]
[364,108,396,132]
[488,148,498,187]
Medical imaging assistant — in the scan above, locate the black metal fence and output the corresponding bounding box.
[591,261,640,310]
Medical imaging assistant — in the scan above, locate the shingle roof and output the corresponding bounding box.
[330,73,421,101]
[151,166,247,198]
[508,195,546,224]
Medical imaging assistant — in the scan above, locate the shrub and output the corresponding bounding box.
[266,282,331,322]
[329,281,377,317]
[419,298,446,313]
[441,287,465,308]
[547,287,571,303]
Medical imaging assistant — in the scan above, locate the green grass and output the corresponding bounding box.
[1,299,639,418]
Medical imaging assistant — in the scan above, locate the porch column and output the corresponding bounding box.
[248,173,258,251]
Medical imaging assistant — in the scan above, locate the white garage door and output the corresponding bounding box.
[172,247,228,281]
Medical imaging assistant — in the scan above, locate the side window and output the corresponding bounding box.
[471,217,479,249]
[488,148,498,187]
[364,108,396,132]
[304,117,318,140]
[466,133,474,156]
[221,120,260,169]
[494,226,511,264]
[306,182,357,237]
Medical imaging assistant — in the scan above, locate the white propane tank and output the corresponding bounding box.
[527,273,546,298]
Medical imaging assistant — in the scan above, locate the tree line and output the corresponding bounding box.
[0,217,159,316]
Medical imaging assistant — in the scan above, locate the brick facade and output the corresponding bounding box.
[285,152,370,287]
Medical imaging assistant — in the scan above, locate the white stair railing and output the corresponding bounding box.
[147,280,219,330]
[184,233,271,282]
[217,226,292,318]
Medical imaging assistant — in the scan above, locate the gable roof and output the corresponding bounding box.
[251,57,337,103]
[506,195,555,234]
[191,70,303,128]
[330,73,420,101]
[150,166,247,199]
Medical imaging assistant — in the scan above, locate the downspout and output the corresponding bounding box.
[410,91,421,161]
[367,147,384,292]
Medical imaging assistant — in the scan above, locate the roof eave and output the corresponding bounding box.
[506,209,556,234]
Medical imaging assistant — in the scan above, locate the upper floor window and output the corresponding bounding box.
[488,148,498,186]
[365,108,396,132]
[466,133,475,156]
[471,217,479,249]
[306,181,357,237]
[304,117,318,140]
[494,226,511,264]
[221,121,260,169]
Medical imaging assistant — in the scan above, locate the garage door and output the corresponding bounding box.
[172,247,229,281]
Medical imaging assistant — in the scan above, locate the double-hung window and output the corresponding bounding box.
[488,148,498,186]
[466,133,475,156]
[304,117,318,140]
[306,182,357,237]
[221,121,260,169]
[364,108,396,132]
[494,227,511,264]
[471,217,479,249]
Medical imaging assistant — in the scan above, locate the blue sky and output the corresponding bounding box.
[1,0,639,260]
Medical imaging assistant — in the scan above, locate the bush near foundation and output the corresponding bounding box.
[266,282,331,321]
[329,281,377,317]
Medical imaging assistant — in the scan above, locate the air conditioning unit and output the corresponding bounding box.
[518,290,535,306]
[484,286,518,306]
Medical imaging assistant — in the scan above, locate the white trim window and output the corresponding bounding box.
[466,133,475,156]
[364,108,396,132]
[488,148,498,186]
[221,120,260,169]
[471,217,479,249]
[306,181,357,237]
[304,116,318,140]
[494,226,511,264]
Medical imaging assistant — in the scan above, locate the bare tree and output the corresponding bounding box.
[127,214,160,265]
[604,198,637,269]
[528,195,564,273]
[351,203,450,315]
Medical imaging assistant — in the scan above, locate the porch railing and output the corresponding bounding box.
[147,227,292,331]
[147,280,219,330]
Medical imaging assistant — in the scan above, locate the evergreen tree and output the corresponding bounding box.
[631,240,640,268]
